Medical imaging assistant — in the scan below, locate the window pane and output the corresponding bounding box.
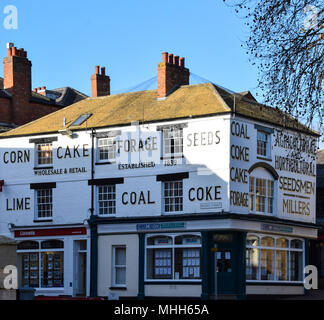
[175,248,201,279]
[276,250,288,280]
[115,247,126,266]
[276,238,288,248]
[261,249,274,280]
[290,251,303,281]
[153,249,172,279]
[246,248,259,280]
[41,252,64,288]
[291,239,303,249]
[247,235,259,247]
[18,241,39,250]
[21,253,39,288]
[261,237,274,247]
[115,267,126,285]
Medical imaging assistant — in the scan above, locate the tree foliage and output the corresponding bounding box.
[225,0,323,139]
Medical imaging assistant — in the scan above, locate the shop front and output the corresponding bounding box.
[12,226,90,297]
[96,215,317,299]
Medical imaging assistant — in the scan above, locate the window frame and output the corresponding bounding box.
[256,129,272,159]
[35,188,53,221]
[17,239,64,289]
[35,142,53,167]
[96,184,116,216]
[112,246,126,288]
[249,176,275,215]
[246,234,304,284]
[97,136,117,164]
[161,126,184,159]
[145,233,202,282]
[162,180,184,214]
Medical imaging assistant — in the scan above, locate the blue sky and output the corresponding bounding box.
[0,0,258,95]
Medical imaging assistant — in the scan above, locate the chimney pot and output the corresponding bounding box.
[180,57,185,68]
[8,48,12,57]
[12,47,17,56]
[162,52,168,63]
[174,56,179,66]
[168,54,174,64]
[101,67,106,76]
[95,66,100,74]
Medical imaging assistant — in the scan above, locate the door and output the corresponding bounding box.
[74,240,87,296]
[215,246,236,294]
[77,252,86,296]
[212,233,237,295]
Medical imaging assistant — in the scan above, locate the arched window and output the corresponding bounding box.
[249,167,276,214]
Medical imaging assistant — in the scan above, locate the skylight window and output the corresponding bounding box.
[70,113,92,127]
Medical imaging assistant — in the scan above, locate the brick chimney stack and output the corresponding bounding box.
[157,52,189,99]
[91,65,110,97]
[3,44,32,122]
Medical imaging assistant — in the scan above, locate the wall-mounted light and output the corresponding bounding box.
[59,128,73,138]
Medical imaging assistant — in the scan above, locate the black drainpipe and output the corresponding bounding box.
[89,128,98,297]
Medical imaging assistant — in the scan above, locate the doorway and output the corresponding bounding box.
[212,233,237,296]
[74,240,87,296]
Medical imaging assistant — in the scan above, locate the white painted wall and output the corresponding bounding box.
[97,234,139,298]
[0,114,317,238]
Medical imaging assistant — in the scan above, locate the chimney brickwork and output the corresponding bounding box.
[91,65,110,97]
[157,52,189,98]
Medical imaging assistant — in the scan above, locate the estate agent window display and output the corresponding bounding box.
[145,234,202,281]
[17,240,64,288]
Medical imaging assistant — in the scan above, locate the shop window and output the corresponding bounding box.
[36,143,53,166]
[41,252,64,288]
[18,241,39,250]
[146,234,201,281]
[36,189,53,219]
[163,180,183,213]
[97,137,116,163]
[41,240,64,249]
[17,239,64,288]
[246,234,304,283]
[112,246,126,287]
[97,185,116,215]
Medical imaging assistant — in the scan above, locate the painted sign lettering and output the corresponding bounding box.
[187,131,221,147]
[6,198,31,211]
[57,144,89,159]
[231,121,250,139]
[188,186,222,201]
[122,191,155,205]
[3,150,30,164]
